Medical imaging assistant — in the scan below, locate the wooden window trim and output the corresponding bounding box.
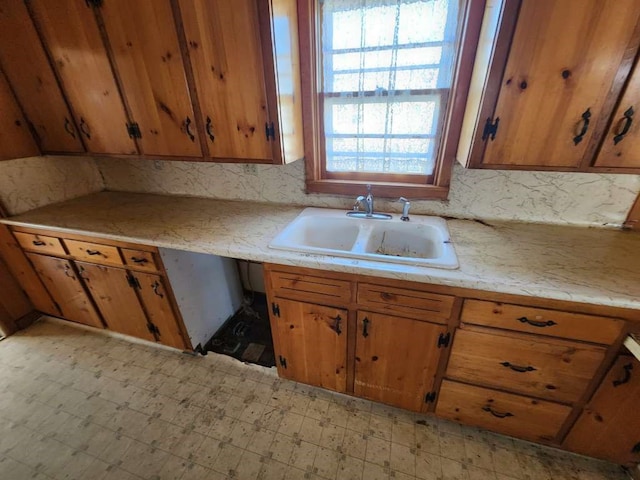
[298,0,486,199]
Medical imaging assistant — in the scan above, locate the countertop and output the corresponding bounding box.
[2,191,640,311]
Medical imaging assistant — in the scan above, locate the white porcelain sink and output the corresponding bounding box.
[270,208,459,269]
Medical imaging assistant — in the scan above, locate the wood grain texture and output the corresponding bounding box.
[0,71,39,160]
[446,327,607,404]
[121,249,159,272]
[0,255,32,336]
[99,0,201,157]
[436,379,572,443]
[564,355,640,465]
[483,0,640,168]
[354,311,445,412]
[178,0,271,160]
[27,253,103,329]
[29,0,137,154]
[13,232,66,256]
[270,271,352,305]
[64,239,123,267]
[0,0,83,153]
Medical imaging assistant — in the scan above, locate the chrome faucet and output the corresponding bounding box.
[348,185,392,219]
[398,197,411,221]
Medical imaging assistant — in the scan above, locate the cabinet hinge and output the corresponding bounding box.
[278,355,287,369]
[424,391,436,403]
[126,122,142,139]
[481,117,500,141]
[265,122,275,141]
[147,322,160,337]
[126,273,141,289]
[437,332,451,348]
[85,0,103,8]
[271,302,280,317]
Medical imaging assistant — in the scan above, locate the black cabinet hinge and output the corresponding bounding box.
[126,122,142,139]
[126,273,141,289]
[278,355,287,369]
[265,122,275,141]
[437,332,451,348]
[147,322,160,337]
[85,0,103,8]
[271,302,280,317]
[424,391,436,403]
[482,117,499,141]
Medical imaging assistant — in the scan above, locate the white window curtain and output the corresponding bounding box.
[320,0,460,175]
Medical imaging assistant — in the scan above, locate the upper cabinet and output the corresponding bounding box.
[459,0,640,172]
[0,70,39,160]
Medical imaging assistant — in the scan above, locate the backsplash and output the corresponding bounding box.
[95,157,640,227]
[0,156,103,215]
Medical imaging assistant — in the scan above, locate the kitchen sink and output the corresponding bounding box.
[269,207,458,269]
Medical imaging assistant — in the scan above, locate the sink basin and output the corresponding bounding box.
[270,208,458,269]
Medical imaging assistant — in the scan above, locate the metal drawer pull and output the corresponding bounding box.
[517,316,557,328]
[152,281,164,298]
[206,116,215,142]
[63,117,76,138]
[185,116,195,142]
[613,362,633,387]
[500,361,536,373]
[330,315,342,335]
[85,249,101,256]
[573,108,591,145]
[130,257,149,264]
[32,240,46,246]
[362,317,370,338]
[613,106,634,145]
[482,406,513,419]
[79,117,91,139]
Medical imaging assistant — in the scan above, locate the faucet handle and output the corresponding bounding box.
[398,197,411,221]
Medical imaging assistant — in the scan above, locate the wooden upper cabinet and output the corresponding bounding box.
[178,0,272,161]
[0,0,83,154]
[0,71,39,160]
[28,0,137,155]
[98,0,201,157]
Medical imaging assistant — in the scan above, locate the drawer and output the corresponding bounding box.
[436,380,572,443]
[461,300,624,345]
[357,283,454,323]
[270,271,351,304]
[446,328,606,404]
[14,231,66,256]
[64,239,123,266]
[121,248,158,272]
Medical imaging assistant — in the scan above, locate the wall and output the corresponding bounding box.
[96,157,640,228]
[0,156,103,216]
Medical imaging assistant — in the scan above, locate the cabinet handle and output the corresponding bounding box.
[517,316,557,328]
[32,240,46,246]
[79,118,91,139]
[63,264,75,280]
[206,116,215,142]
[632,442,640,454]
[85,249,101,256]
[613,362,633,387]
[482,406,513,419]
[613,106,634,145]
[330,315,342,335]
[63,117,76,138]
[152,280,164,298]
[500,361,536,373]
[184,116,195,142]
[130,257,148,264]
[362,317,370,337]
[573,108,591,145]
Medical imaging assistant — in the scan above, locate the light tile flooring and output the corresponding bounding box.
[0,319,631,480]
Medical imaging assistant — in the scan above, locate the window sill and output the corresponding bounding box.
[305,179,450,200]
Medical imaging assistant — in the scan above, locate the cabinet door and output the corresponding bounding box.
[179,0,272,160]
[481,0,640,168]
[0,72,39,160]
[29,0,137,155]
[27,254,103,329]
[76,261,154,341]
[133,271,187,350]
[355,311,445,412]
[99,0,201,157]
[271,299,347,392]
[0,0,83,153]
[564,355,640,465]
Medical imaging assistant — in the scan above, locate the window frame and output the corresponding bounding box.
[298,0,486,199]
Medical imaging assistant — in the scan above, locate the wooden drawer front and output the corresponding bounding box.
[270,271,351,304]
[447,329,607,404]
[436,380,572,443]
[14,232,66,256]
[65,240,123,266]
[121,248,158,272]
[461,300,624,345]
[357,283,454,323]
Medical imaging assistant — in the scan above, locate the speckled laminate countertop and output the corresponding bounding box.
[2,191,640,311]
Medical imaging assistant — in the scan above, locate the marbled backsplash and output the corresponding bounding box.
[0,156,103,215]
[95,157,640,227]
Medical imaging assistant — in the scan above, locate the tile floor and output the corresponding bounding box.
[0,318,631,480]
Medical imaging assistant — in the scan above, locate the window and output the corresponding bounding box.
[299,0,483,198]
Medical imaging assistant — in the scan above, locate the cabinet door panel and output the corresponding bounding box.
[483,0,640,168]
[27,254,103,329]
[179,0,272,160]
[99,0,200,157]
[0,72,39,160]
[0,0,83,153]
[355,311,445,412]
[77,261,154,341]
[29,0,137,155]
[272,299,347,392]
[134,271,187,350]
